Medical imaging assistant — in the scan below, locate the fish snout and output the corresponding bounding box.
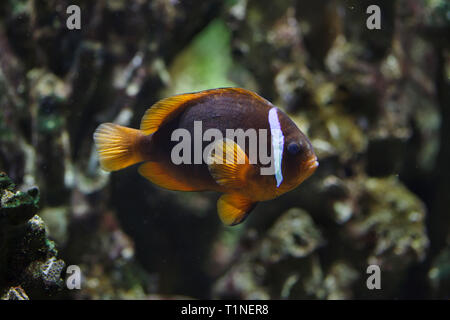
[304,156,319,173]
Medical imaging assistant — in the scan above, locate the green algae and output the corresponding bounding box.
[163,19,236,96]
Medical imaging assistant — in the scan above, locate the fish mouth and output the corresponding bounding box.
[292,156,318,187]
[304,157,319,172]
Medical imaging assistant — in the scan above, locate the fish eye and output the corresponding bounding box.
[287,142,301,155]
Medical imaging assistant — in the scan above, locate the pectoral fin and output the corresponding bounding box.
[207,138,255,190]
[217,193,256,226]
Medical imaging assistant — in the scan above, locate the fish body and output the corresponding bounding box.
[94,88,318,225]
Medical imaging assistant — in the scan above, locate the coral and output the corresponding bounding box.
[1,286,29,300]
[213,208,326,299]
[428,244,450,299]
[0,172,39,224]
[0,173,66,299]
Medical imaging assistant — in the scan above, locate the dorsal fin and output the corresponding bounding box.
[140,93,198,135]
[140,88,270,135]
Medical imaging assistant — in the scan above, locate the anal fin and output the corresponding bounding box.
[217,193,256,226]
[138,162,200,191]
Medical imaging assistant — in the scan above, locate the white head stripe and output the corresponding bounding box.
[268,107,284,187]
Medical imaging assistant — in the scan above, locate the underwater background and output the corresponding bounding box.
[0,0,449,299]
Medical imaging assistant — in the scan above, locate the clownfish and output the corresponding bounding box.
[94,88,318,226]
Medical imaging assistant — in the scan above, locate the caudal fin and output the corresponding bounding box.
[93,123,144,171]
